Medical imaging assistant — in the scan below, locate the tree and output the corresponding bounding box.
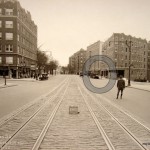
[47,60,59,75]
[37,50,48,74]
[61,66,68,74]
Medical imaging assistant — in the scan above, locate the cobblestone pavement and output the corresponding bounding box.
[0,75,150,150]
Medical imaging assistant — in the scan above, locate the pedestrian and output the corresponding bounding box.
[116,75,125,99]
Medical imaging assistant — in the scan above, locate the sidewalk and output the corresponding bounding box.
[129,81,150,92]
[8,78,37,82]
[0,83,18,89]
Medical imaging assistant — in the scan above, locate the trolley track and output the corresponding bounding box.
[78,78,150,150]
[1,76,150,150]
[33,81,110,150]
[0,77,68,127]
[0,78,69,150]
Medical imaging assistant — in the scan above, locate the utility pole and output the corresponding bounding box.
[126,40,132,86]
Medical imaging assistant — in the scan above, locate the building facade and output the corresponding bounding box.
[0,0,37,78]
[86,40,103,73]
[69,54,75,74]
[102,33,148,80]
[69,49,86,74]
[147,41,150,81]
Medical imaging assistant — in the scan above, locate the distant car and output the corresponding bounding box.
[79,72,83,76]
[90,73,99,79]
[39,73,49,80]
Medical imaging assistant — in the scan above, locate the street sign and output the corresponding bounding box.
[31,65,36,70]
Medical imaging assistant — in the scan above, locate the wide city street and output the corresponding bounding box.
[0,75,150,150]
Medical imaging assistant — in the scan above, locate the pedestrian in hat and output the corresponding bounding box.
[116,75,125,99]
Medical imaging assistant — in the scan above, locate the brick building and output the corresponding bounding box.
[102,33,148,80]
[148,41,150,81]
[0,0,37,78]
[69,49,86,74]
[69,54,75,74]
[86,40,103,73]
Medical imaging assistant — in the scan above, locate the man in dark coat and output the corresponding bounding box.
[116,75,125,99]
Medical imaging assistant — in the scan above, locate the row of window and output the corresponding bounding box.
[0,44,36,59]
[0,7,37,35]
[115,62,146,69]
[0,20,13,28]
[0,44,13,52]
[114,54,146,62]
[0,56,34,66]
[0,32,36,50]
[0,56,13,64]
[0,8,13,16]
[0,20,36,42]
[0,32,13,40]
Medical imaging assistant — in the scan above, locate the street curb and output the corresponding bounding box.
[127,86,150,92]
[8,79,37,82]
[0,84,18,89]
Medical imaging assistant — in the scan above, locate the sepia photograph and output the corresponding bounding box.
[0,0,150,149]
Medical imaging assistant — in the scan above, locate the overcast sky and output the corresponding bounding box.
[19,0,150,66]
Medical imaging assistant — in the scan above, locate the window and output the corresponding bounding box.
[6,33,13,40]
[17,11,20,17]
[0,21,2,28]
[17,23,20,30]
[0,9,2,15]
[0,45,2,51]
[5,21,13,28]
[5,45,13,52]
[0,32,2,40]
[17,45,20,53]
[0,57,2,64]
[6,57,13,64]
[17,57,19,64]
[17,35,20,41]
[5,9,13,15]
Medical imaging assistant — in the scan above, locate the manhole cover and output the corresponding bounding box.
[69,106,79,114]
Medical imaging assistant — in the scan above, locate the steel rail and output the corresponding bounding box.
[0,77,68,127]
[97,94,150,132]
[78,86,115,150]
[31,80,70,150]
[0,78,69,150]
[79,81,148,150]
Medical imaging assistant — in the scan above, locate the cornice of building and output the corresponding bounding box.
[87,40,103,49]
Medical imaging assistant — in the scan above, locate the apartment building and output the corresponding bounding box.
[69,54,75,74]
[148,41,150,81]
[69,49,86,74]
[102,33,148,80]
[86,40,103,73]
[0,0,37,78]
